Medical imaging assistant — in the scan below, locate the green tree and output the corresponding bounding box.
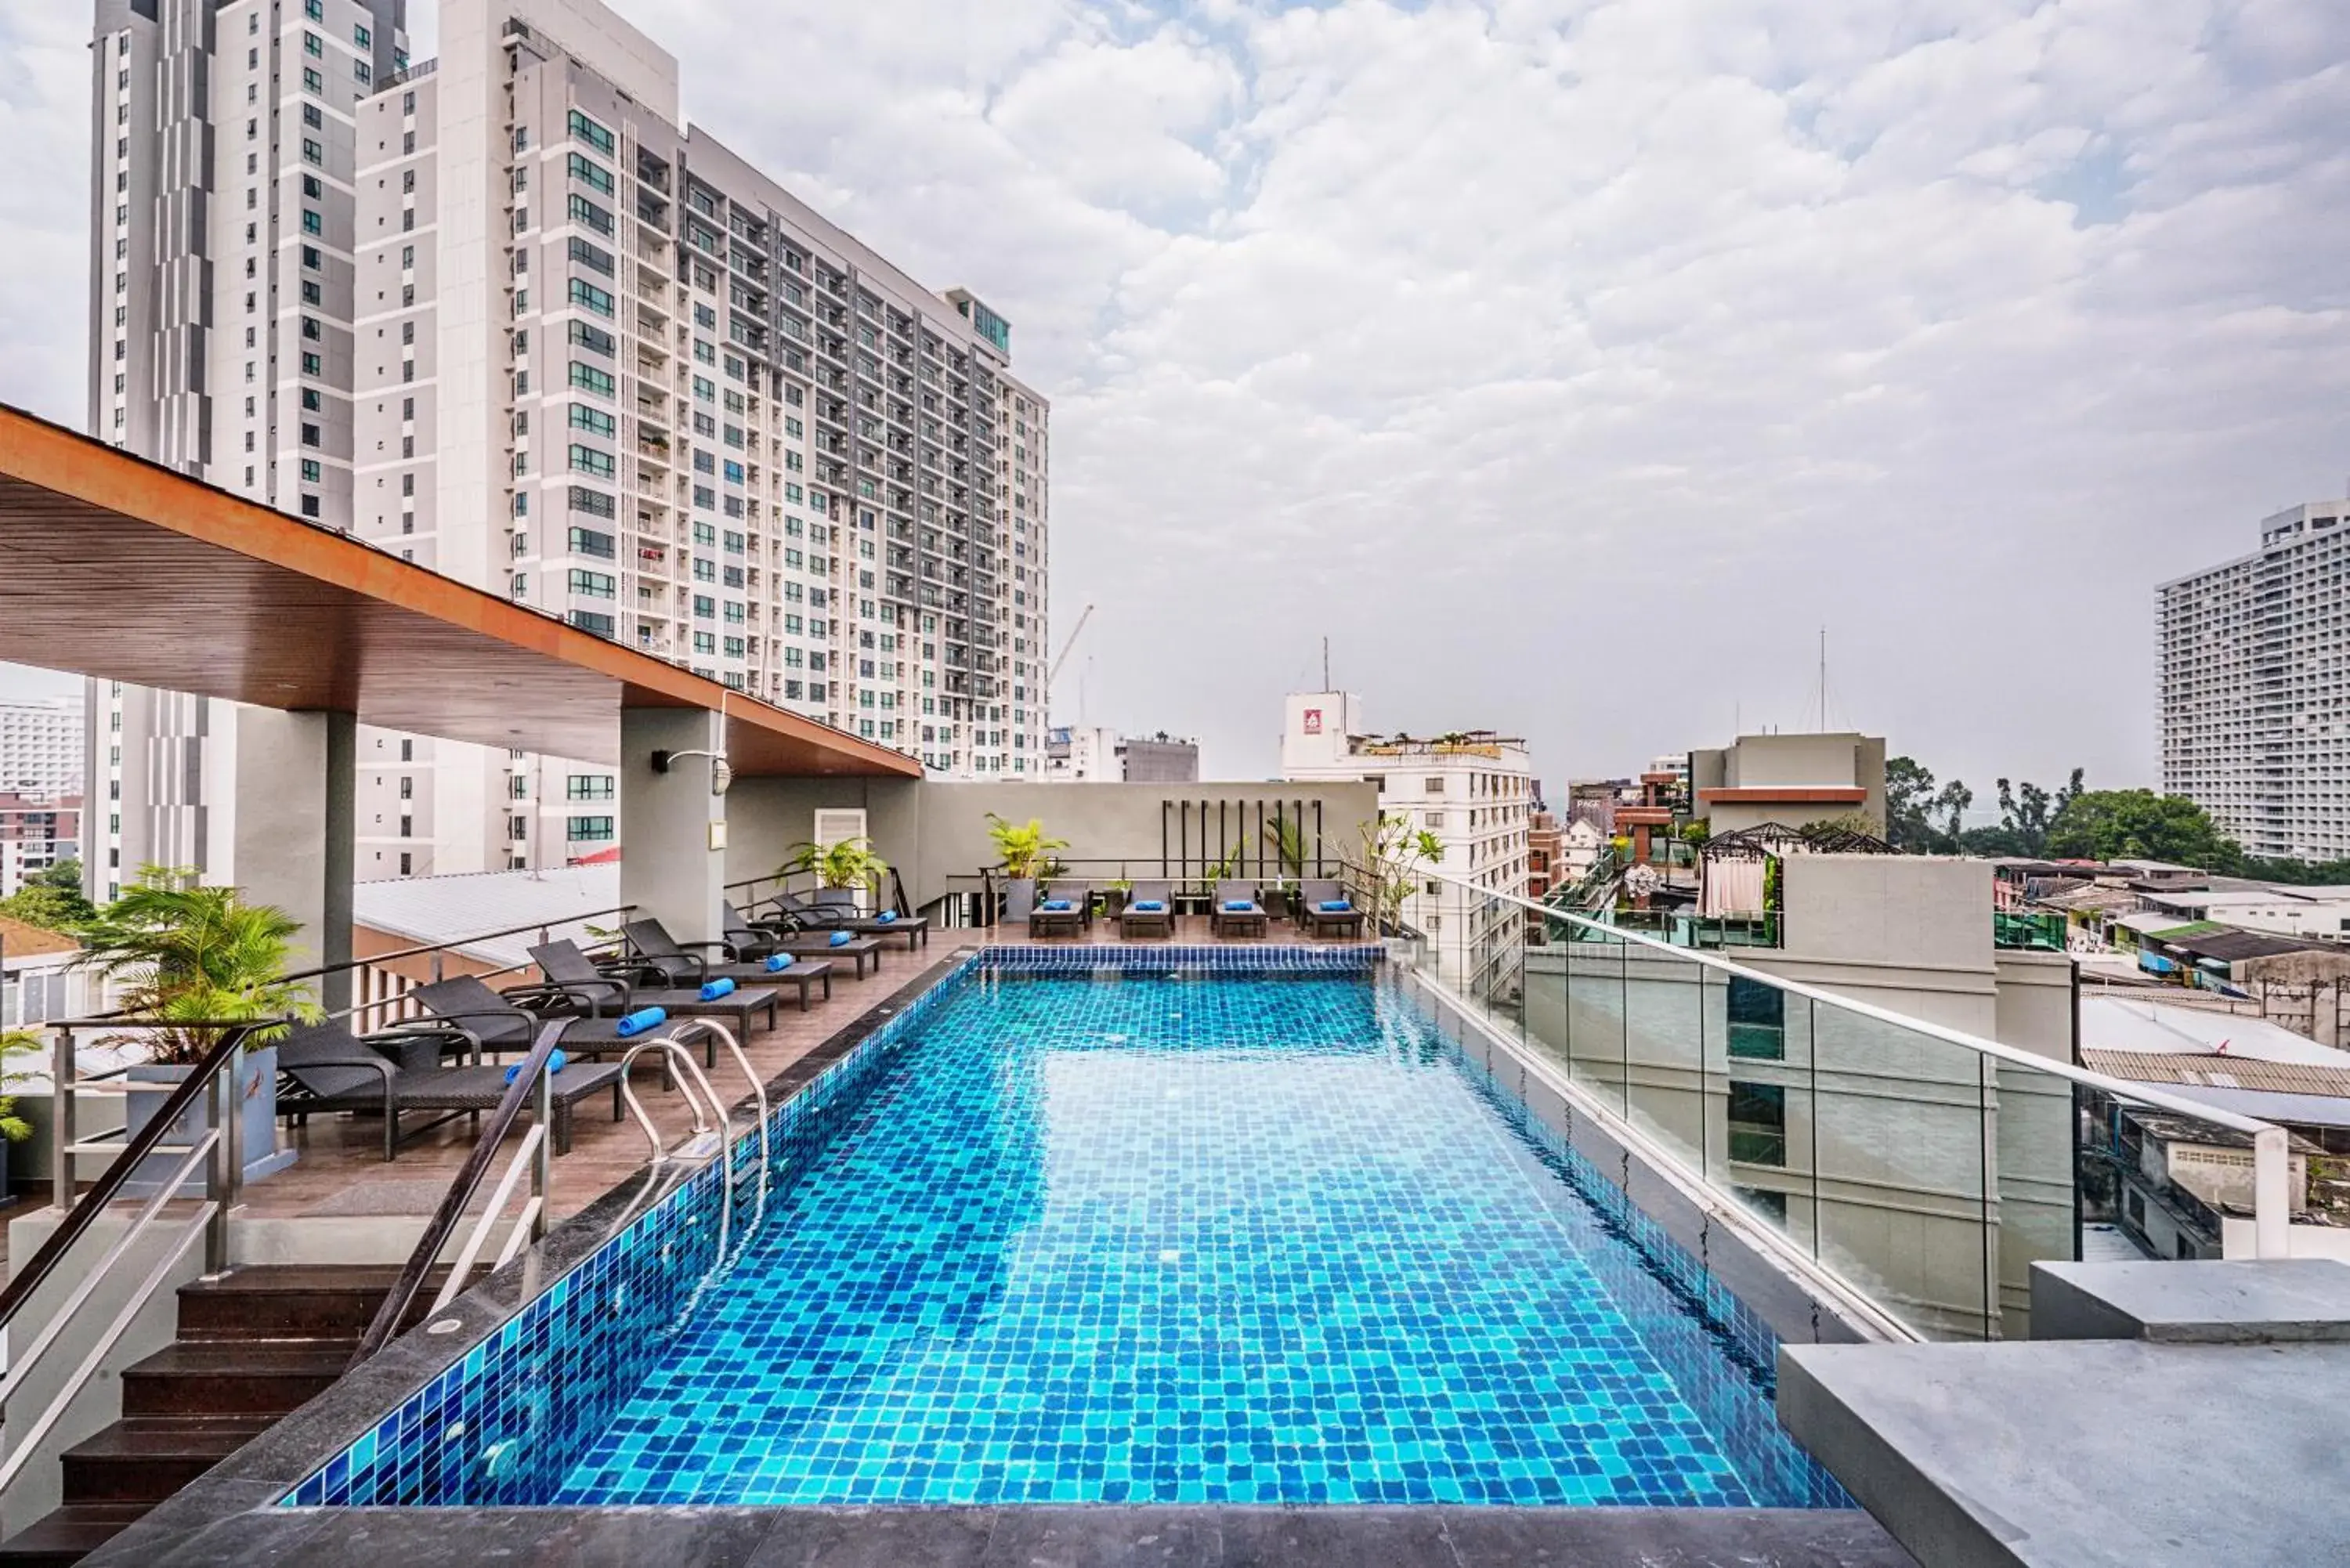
[0,857,94,932]
[1884,756,1972,854]
[73,866,319,1063]
[2045,790,2241,869]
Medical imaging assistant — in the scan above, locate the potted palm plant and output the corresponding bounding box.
[985,814,1068,924]
[779,836,891,912]
[0,1028,39,1196]
[76,867,316,1194]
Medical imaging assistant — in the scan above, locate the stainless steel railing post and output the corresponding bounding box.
[532,1065,554,1243]
[49,1025,74,1213]
[205,1038,240,1274]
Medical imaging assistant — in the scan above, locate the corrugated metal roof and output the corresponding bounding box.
[2078,995,2347,1065]
[352,865,625,971]
[2081,1047,2350,1100]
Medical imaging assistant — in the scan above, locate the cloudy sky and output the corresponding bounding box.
[4,0,2346,799]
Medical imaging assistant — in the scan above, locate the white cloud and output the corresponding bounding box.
[2,0,2346,799]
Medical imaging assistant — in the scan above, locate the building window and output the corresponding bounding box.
[566,775,615,801]
[1728,1082,1788,1167]
[1727,976,1786,1060]
[568,109,614,154]
[568,444,614,479]
[566,815,615,842]
[566,152,613,194]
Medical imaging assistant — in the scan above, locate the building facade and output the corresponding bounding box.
[0,796,84,899]
[0,698,85,800]
[89,0,1049,892]
[1044,727,1198,783]
[1689,732,1888,836]
[1278,692,1532,977]
[2160,499,2350,862]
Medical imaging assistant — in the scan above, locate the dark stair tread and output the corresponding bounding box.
[128,1342,355,1376]
[63,1416,275,1460]
[179,1264,444,1297]
[0,1503,148,1563]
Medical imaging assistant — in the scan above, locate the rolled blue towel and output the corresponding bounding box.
[763,953,794,973]
[505,1049,567,1083]
[1039,899,1072,912]
[1223,900,1253,912]
[700,977,736,1000]
[827,930,851,947]
[876,910,898,924]
[614,1006,667,1037]
[1132,899,1165,912]
[1319,899,1354,913]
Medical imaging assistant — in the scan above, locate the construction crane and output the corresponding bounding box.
[1047,602,1096,693]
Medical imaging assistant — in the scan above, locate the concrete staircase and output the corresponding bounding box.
[0,1266,434,1566]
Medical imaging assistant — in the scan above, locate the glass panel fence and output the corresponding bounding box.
[1405,875,2303,1344]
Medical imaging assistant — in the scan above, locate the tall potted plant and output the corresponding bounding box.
[76,867,316,1194]
[780,836,891,912]
[985,815,1068,924]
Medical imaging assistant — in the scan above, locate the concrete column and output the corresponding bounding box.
[228,709,357,1014]
[620,707,729,944]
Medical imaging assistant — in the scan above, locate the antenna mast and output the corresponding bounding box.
[1817,627,1828,732]
[1321,636,1330,692]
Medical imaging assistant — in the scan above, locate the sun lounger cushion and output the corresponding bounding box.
[701,977,736,1000]
[504,1050,568,1083]
[764,954,794,972]
[1132,900,1165,912]
[876,910,898,923]
[616,1006,667,1037]
[827,930,852,946]
[1318,900,1354,912]
[1223,900,1254,912]
[1040,899,1073,912]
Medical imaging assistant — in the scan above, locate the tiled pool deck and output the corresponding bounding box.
[85,930,1918,1567]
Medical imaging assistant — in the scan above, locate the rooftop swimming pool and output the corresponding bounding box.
[285,948,1848,1511]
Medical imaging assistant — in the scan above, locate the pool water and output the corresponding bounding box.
[553,971,1836,1507]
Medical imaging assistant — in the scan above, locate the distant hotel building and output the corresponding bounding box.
[0,696,85,800]
[88,0,1047,895]
[1278,692,1531,975]
[2160,498,2350,862]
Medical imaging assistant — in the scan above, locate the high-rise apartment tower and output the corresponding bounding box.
[2160,497,2350,862]
[87,0,1049,895]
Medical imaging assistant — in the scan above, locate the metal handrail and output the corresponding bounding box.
[277,904,640,987]
[428,1123,548,1315]
[0,1132,221,1492]
[1419,868,2298,1259]
[349,1020,569,1366]
[0,1020,271,1339]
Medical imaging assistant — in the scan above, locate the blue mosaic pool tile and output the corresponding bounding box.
[978,941,1383,976]
[284,956,1849,1512]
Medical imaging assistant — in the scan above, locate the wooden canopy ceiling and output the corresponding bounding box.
[0,405,920,779]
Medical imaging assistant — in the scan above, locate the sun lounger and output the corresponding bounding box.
[1210,880,1267,938]
[1029,888,1086,939]
[529,939,781,1033]
[1300,879,1367,939]
[1115,880,1174,939]
[722,906,887,979]
[276,1020,626,1160]
[620,917,835,1010]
